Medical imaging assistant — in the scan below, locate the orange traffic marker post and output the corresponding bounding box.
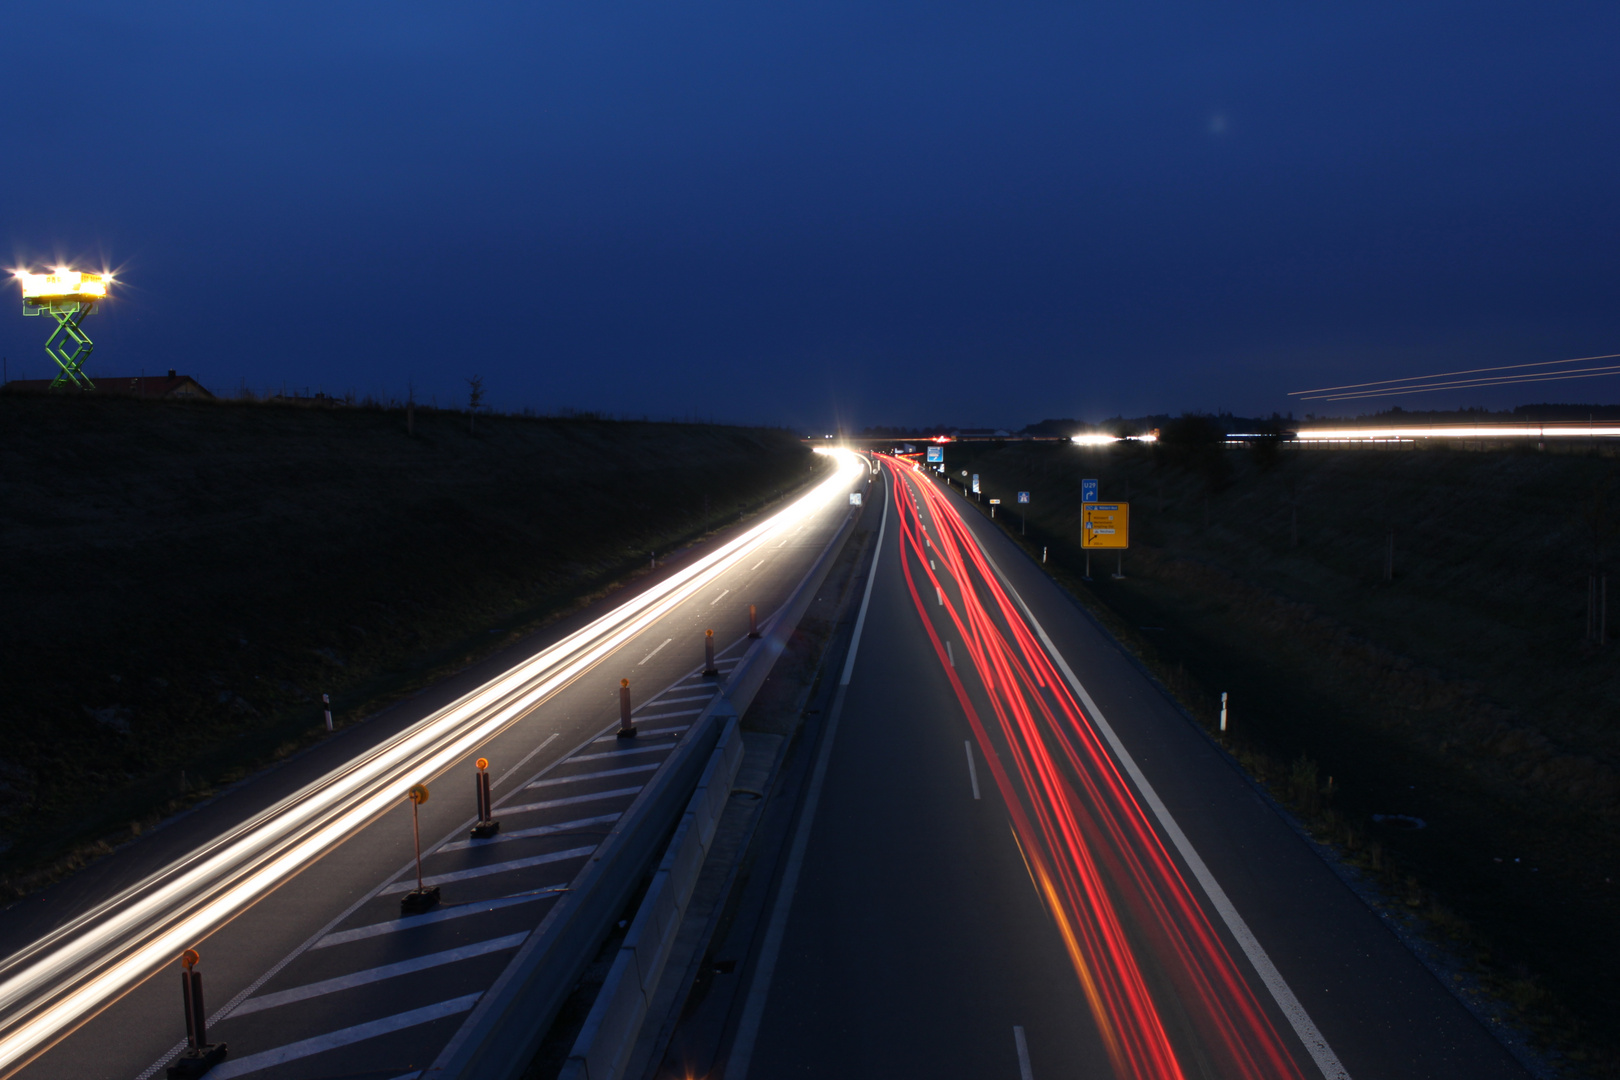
[166,949,226,1078]
[471,757,500,838]
[702,628,719,676]
[401,784,440,914]
[617,678,637,738]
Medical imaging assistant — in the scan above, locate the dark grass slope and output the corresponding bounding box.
[0,395,819,889]
[947,437,1620,1076]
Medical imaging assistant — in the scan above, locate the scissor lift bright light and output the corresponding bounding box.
[12,267,113,390]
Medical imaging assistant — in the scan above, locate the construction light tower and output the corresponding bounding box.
[13,268,111,389]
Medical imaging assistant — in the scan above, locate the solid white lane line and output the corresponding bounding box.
[567,744,675,763]
[710,588,731,606]
[638,638,673,666]
[593,725,688,743]
[381,846,597,894]
[313,891,558,949]
[208,994,481,1079]
[729,467,891,1080]
[1014,1026,1034,1080]
[233,935,527,1017]
[965,741,981,800]
[527,763,660,788]
[492,732,559,790]
[501,787,643,814]
[976,531,1350,1080]
[437,813,621,853]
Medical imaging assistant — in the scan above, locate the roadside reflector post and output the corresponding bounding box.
[703,628,719,676]
[471,757,499,838]
[401,784,440,914]
[1043,546,1048,563]
[1220,691,1228,733]
[618,678,637,738]
[322,692,333,732]
[748,603,760,638]
[167,949,226,1077]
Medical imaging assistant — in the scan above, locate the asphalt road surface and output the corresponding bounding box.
[733,457,1528,1080]
[0,451,865,1080]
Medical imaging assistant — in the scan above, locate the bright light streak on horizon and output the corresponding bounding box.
[1294,424,1620,441]
[1071,433,1157,446]
[0,448,864,1076]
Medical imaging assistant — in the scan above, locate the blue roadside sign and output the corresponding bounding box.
[926,446,944,463]
[1082,478,1098,502]
[1017,491,1030,504]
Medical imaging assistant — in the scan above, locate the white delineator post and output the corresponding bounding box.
[322,693,333,732]
[1220,691,1228,732]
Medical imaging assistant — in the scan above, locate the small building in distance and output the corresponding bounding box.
[2,369,214,400]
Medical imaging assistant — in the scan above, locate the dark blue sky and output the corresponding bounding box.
[4,2,1617,429]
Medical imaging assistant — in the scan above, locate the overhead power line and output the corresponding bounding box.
[1290,351,1620,400]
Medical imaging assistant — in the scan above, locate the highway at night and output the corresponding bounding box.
[722,456,1528,1080]
[0,451,865,1080]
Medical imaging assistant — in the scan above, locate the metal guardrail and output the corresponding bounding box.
[424,494,864,1080]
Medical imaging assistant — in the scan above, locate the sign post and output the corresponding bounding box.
[1017,491,1029,534]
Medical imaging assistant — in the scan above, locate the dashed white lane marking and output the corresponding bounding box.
[965,740,980,800]
[593,725,689,743]
[502,787,643,814]
[527,763,660,788]
[381,846,597,893]
[438,813,621,853]
[775,537,788,548]
[1014,1026,1034,1080]
[946,641,955,667]
[567,743,676,764]
[313,890,559,949]
[233,934,527,1016]
[638,637,673,665]
[750,559,764,571]
[710,588,731,606]
[936,586,944,606]
[208,994,481,1079]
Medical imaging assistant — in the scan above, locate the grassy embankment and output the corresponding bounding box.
[0,395,823,895]
[947,437,1619,1076]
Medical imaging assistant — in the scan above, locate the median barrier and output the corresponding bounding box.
[424,501,861,1080]
[560,713,745,1080]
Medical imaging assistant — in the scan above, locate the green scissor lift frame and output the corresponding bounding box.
[22,297,96,389]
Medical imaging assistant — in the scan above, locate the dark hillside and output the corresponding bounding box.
[947,438,1620,1074]
[0,396,821,887]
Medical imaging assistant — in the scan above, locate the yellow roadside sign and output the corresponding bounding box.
[1082,502,1129,549]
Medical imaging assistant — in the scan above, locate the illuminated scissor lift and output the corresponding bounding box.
[13,269,110,389]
